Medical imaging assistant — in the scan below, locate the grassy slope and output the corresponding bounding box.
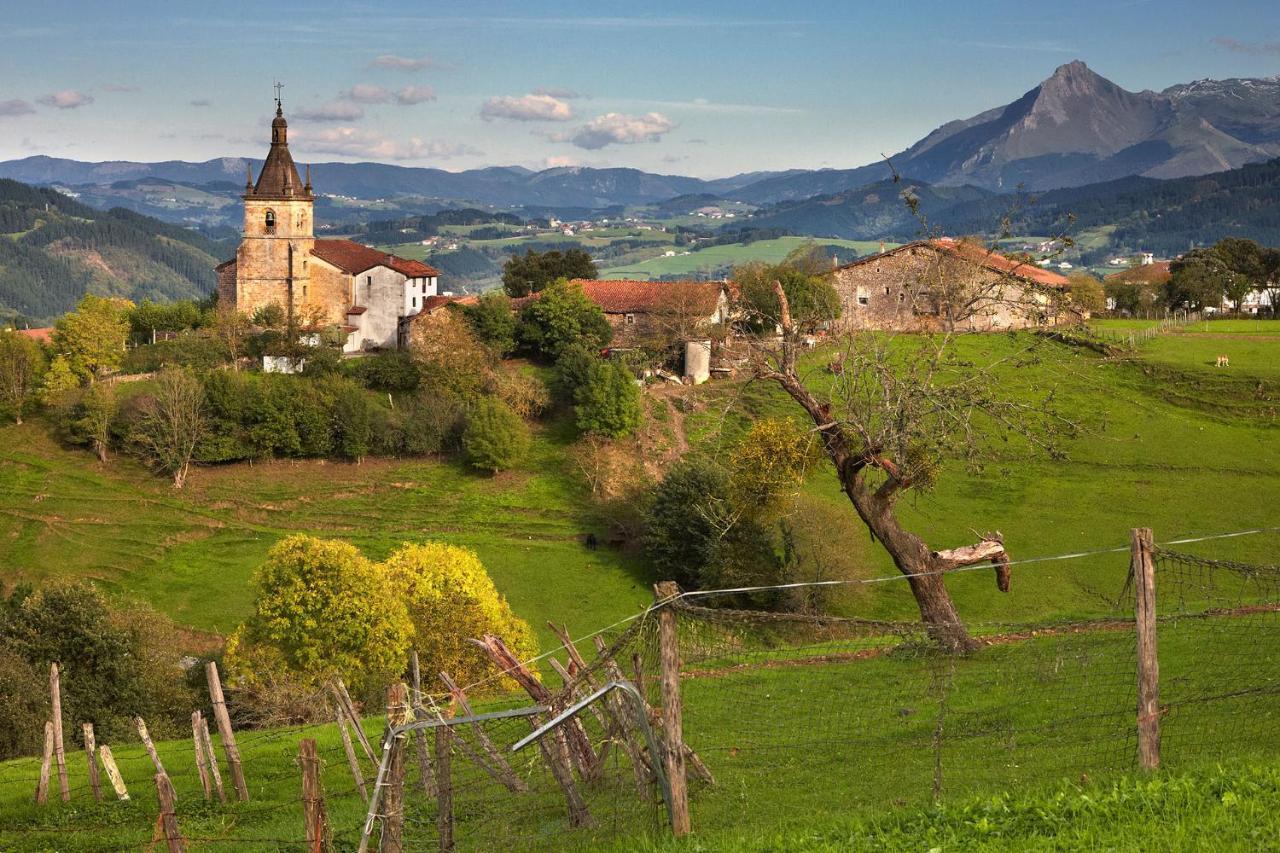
[0,420,651,651]
[600,237,888,280]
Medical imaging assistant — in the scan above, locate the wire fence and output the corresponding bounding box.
[2,529,1279,850]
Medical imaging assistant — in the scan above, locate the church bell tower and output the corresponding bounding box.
[234,88,315,319]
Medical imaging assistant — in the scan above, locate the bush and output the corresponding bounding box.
[552,344,598,404]
[644,460,730,589]
[517,279,612,360]
[702,517,785,606]
[490,366,551,420]
[411,310,493,398]
[463,398,530,473]
[120,335,231,374]
[226,536,413,701]
[382,542,538,690]
[0,643,45,760]
[325,376,375,462]
[399,385,469,455]
[573,359,642,438]
[347,351,422,393]
[460,293,518,356]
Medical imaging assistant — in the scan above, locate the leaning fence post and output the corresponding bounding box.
[35,720,53,805]
[654,581,690,837]
[98,745,129,800]
[382,683,410,853]
[205,661,249,801]
[191,712,211,800]
[335,698,368,802]
[135,716,171,792]
[1132,527,1160,771]
[299,738,329,853]
[49,663,69,802]
[83,723,102,802]
[409,651,436,796]
[154,773,185,853]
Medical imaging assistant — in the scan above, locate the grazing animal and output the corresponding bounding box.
[1216,355,1230,368]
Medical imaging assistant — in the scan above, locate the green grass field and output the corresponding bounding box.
[600,237,889,280]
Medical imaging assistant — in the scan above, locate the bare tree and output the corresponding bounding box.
[748,280,1076,651]
[130,367,206,488]
[0,332,45,424]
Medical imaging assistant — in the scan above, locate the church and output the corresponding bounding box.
[216,99,441,351]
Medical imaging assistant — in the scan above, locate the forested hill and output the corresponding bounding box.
[0,180,225,324]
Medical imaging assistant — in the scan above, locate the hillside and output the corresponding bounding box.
[0,180,224,323]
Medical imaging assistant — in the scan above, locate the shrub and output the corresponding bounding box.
[490,366,551,420]
[463,398,530,473]
[53,294,132,380]
[226,536,413,700]
[728,418,818,518]
[400,385,469,455]
[552,343,598,404]
[644,459,730,589]
[517,279,612,360]
[702,517,785,607]
[410,310,493,398]
[460,293,518,356]
[347,351,422,393]
[120,336,232,374]
[382,542,537,690]
[0,643,45,760]
[326,376,375,462]
[573,359,642,438]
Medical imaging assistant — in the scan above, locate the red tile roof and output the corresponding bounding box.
[11,327,53,344]
[420,294,479,314]
[568,279,726,315]
[311,239,440,278]
[1105,262,1171,285]
[839,238,1070,289]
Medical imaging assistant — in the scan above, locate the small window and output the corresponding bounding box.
[884,286,890,295]
[264,210,276,230]
[412,296,417,308]
[624,313,636,325]
[898,293,906,303]
[857,296,869,306]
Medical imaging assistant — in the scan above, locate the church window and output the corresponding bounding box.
[264,210,276,230]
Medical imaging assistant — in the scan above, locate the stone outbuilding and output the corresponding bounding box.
[829,238,1074,332]
[565,278,731,347]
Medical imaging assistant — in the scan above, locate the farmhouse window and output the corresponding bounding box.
[858,296,869,306]
[624,313,636,325]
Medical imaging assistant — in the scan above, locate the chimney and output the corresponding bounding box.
[879,241,885,254]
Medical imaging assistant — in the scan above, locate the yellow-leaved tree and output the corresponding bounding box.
[382,542,537,690]
[226,536,413,714]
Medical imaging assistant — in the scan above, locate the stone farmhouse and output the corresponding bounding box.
[566,279,731,347]
[216,101,441,351]
[829,238,1075,332]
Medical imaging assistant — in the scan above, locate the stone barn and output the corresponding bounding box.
[829,238,1074,332]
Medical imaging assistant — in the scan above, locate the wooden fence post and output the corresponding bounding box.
[83,723,102,803]
[205,661,249,801]
[154,773,185,853]
[382,683,410,853]
[198,713,226,803]
[35,720,53,805]
[98,745,129,800]
[334,698,368,802]
[409,651,436,796]
[191,712,211,800]
[1132,527,1161,771]
[332,678,377,765]
[299,738,329,853]
[134,716,171,790]
[49,663,69,802]
[435,725,454,853]
[654,581,690,837]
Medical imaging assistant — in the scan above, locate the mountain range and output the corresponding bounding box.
[2,62,1277,221]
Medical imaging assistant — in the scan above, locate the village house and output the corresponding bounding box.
[216,99,441,352]
[829,238,1075,332]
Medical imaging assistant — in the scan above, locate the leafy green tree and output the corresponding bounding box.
[502,248,597,297]
[462,398,530,473]
[226,535,413,698]
[644,460,730,589]
[251,303,287,329]
[328,378,374,462]
[39,356,79,406]
[53,295,132,381]
[0,332,46,424]
[734,262,841,332]
[573,359,642,438]
[1166,249,1231,310]
[460,293,518,355]
[517,279,612,360]
[127,300,202,344]
[1066,272,1106,315]
[381,542,538,688]
[74,383,118,463]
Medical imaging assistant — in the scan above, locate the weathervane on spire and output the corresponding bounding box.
[273,80,284,114]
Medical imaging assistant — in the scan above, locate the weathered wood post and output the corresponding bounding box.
[382,683,410,853]
[99,745,129,800]
[197,713,226,803]
[83,723,102,802]
[1132,527,1160,771]
[299,738,329,853]
[49,663,69,802]
[332,678,377,765]
[191,712,211,800]
[654,581,690,837]
[135,716,171,792]
[35,720,53,805]
[205,661,249,801]
[409,651,436,796]
[154,773,185,853]
[335,699,368,802]
[435,725,454,853]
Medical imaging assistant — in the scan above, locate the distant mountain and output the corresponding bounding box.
[879,61,1280,191]
[0,179,223,323]
[748,158,1280,258]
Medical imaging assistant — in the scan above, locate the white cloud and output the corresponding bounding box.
[481,93,575,122]
[543,155,580,168]
[0,99,36,117]
[295,127,479,161]
[343,84,393,104]
[370,54,444,71]
[395,85,437,105]
[569,112,676,149]
[189,98,212,107]
[38,90,94,109]
[295,101,365,122]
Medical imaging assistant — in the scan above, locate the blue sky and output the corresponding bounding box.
[0,0,1277,177]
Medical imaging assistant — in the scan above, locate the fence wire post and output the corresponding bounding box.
[654,581,691,837]
[299,737,329,853]
[1132,527,1161,771]
[382,683,410,853]
[206,661,249,801]
[154,773,185,853]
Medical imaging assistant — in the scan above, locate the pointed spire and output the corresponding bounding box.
[304,164,312,194]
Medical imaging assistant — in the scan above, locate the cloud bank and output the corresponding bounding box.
[481,93,575,122]
[568,112,676,149]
